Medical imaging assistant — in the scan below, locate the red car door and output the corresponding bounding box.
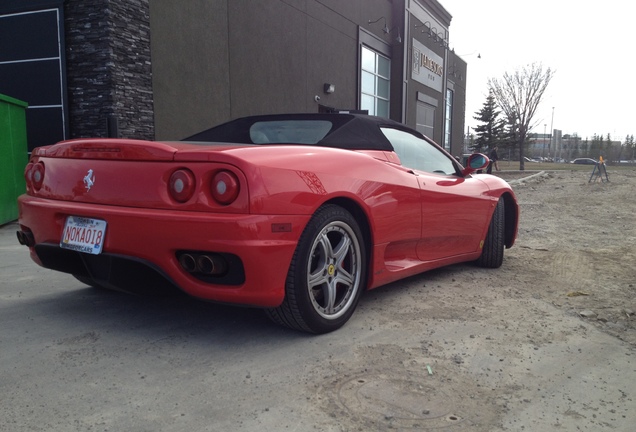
[415,173,492,261]
[380,127,494,262]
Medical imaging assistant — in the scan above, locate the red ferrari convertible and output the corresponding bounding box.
[17,113,518,333]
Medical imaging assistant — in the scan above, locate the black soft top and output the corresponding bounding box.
[182,113,424,151]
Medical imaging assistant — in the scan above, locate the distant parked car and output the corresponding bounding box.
[571,158,598,165]
[523,157,539,163]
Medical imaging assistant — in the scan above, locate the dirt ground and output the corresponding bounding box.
[306,167,636,431]
[498,168,636,346]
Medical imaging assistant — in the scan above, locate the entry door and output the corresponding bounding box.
[416,101,435,138]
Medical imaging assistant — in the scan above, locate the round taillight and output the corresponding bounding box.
[32,163,45,191]
[211,170,239,205]
[24,163,34,186]
[169,169,196,203]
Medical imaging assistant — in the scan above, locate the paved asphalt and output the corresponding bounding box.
[2,219,635,432]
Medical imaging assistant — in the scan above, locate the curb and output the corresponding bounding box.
[506,171,547,185]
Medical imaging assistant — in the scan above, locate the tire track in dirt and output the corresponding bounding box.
[548,251,595,292]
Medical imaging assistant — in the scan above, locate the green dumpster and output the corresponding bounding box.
[0,93,28,225]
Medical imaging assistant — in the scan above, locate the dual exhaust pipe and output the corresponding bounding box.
[16,230,35,247]
[178,252,227,276]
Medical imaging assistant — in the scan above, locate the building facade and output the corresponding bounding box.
[1,0,468,157]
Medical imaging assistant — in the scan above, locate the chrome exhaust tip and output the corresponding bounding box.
[196,255,216,274]
[177,251,229,276]
[178,253,197,273]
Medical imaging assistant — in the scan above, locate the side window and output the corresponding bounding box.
[381,127,457,175]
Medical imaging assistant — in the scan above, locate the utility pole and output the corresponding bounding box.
[549,107,555,158]
[542,124,546,158]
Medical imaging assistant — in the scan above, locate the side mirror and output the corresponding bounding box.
[461,153,490,176]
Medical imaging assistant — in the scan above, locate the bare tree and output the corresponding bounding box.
[488,63,554,170]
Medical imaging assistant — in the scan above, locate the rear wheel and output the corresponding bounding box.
[265,204,366,334]
[476,198,505,268]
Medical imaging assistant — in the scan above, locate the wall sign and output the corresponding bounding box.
[411,39,443,92]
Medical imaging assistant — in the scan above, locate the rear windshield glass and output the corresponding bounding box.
[249,120,333,144]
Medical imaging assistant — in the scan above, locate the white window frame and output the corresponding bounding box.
[360,45,390,118]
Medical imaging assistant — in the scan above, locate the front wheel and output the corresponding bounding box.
[476,198,505,268]
[265,204,366,334]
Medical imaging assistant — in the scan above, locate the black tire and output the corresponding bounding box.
[476,198,505,268]
[265,204,366,334]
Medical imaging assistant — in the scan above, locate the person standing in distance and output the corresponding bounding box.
[487,146,500,174]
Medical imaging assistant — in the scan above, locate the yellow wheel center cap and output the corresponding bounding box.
[328,264,335,276]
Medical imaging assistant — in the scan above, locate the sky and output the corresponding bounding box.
[439,0,635,141]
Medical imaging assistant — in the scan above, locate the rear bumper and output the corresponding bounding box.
[18,195,310,307]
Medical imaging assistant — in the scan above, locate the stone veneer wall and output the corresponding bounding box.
[64,0,154,140]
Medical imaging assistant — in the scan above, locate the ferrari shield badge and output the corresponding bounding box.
[83,169,95,191]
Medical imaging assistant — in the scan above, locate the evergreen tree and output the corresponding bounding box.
[627,135,636,160]
[471,93,505,153]
[501,116,518,156]
[620,134,635,162]
[590,134,601,158]
[581,138,589,159]
[616,135,626,161]
[568,133,581,160]
[605,133,612,161]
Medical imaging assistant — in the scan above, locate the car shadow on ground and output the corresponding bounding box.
[358,264,471,302]
[6,280,308,345]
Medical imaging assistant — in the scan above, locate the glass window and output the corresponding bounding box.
[361,46,375,72]
[361,71,375,95]
[444,89,453,150]
[381,127,457,175]
[360,46,390,118]
[361,95,375,114]
[377,100,389,118]
[378,56,390,78]
[377,78,389,99]
[416,101,435,138]
[250,120,333,144]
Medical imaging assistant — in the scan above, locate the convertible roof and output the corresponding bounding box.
[182,113,424,151]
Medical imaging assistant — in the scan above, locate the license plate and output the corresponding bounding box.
[60,216,107,255]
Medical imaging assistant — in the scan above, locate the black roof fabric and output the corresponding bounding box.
[182,113,425,151]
